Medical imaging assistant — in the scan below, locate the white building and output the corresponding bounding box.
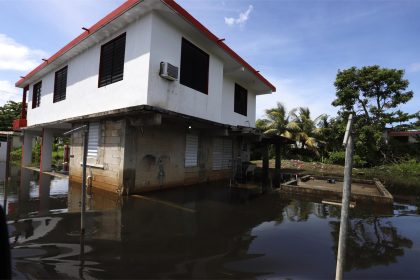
[14,0,278,194]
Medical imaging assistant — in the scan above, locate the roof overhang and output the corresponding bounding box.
[15,0,275,94]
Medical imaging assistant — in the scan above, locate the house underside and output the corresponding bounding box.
[21,105,282,195]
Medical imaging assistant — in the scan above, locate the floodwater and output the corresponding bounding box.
[1,165,420,279]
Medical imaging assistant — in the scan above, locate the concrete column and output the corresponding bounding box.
[40,128,53,172]
[22,132,34,166]
[262,143,269,191]
[274,143,281,188]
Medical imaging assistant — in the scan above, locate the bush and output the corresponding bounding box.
[326,151,367,167]
[10,147,22,162]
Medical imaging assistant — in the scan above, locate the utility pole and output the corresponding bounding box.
[335,114,354,280]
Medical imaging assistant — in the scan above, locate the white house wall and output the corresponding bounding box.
[221,78,256,127]
[26,13,153,126]
[147,13,224,123]
[147,13,257,127]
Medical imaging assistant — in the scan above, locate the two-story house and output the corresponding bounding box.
[14,0,276,194]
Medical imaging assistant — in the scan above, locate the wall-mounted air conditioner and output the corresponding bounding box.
[159,62,178,81]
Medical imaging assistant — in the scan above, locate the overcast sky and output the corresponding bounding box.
[0,0,419,120]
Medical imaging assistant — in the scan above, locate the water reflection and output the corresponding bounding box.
[330,217,413,271]
[1,165,420,279]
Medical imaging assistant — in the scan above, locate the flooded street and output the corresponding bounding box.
[1,165,420,279]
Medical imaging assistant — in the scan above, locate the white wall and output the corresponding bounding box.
[147,14,257,127]
[26,11,259,128]
[221,78,256,127]
[147,13,224,123]
[26,13,153,126]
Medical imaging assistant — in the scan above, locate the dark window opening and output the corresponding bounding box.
[32,81,42,109]
[180,38,209,94]
[53,66,68,103]
[234,83,247,116]
[98,33,126,87]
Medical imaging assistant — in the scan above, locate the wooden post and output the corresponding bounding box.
[262,143,269,191]
[274,142,281,188]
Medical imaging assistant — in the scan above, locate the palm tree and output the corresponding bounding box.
[287,107,325,155]
[256,102,291,138]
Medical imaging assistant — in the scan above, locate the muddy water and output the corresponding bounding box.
[1,165,420,279]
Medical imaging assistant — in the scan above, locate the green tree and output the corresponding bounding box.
[256,102,290,137]
[287,107,324,154]
[332,65,415,164]
[0,101,21,131]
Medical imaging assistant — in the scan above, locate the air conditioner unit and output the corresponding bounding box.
[159,62,178,81]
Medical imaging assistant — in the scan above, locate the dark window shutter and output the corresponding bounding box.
[180,38,209,94]
[98,33,126,87]
[234,83,247,116]
[32,81,42,109]
[53,66,68,103]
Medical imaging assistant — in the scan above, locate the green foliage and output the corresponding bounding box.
[0,101,21,131]
[362,160,420,195]
[10,147,22,162]
[332,65,414,126]
[332,65,416,165]
[326,151,366,167]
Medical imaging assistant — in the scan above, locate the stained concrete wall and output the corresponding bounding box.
[123,120,241,194]
[69,119,126,194]
[68,116,248,194]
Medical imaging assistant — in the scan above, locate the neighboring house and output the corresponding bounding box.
[383,129,420,144]
[14,0,276,194]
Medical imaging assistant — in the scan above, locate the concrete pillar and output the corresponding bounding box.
[22,132,34,166]
[273,143,281,188]
[262,143,269,191]
[40,128,53,172]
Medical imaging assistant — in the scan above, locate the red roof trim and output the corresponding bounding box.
[16,0,275,92]
[162,0,275,92]
[15,0,141,87]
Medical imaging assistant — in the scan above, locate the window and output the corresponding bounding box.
[32,81,42,109]
[234,83,247,116]
[98,33,126,87]
[53,66,68,103]
[88,122,100,158]
[180,38,209,94]
[185,133,198,167]
[212,138,233,170]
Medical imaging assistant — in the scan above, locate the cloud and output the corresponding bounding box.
[0,80,21,105]
[0,33,47,71]
[224,5,253,26]
[408,63,420,73]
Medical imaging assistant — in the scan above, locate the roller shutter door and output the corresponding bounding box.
[88,122,100,158]
[185,133,198,167]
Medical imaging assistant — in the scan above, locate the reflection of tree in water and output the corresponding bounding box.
[284,200,314,221]
[330,217,413,271]
[284,200,343,221]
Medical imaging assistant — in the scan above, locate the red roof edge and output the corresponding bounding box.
[162,0,275,92]
[16,0,275,92]
[15,0,141,87]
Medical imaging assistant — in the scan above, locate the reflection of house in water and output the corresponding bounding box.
[12,185,289,279]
